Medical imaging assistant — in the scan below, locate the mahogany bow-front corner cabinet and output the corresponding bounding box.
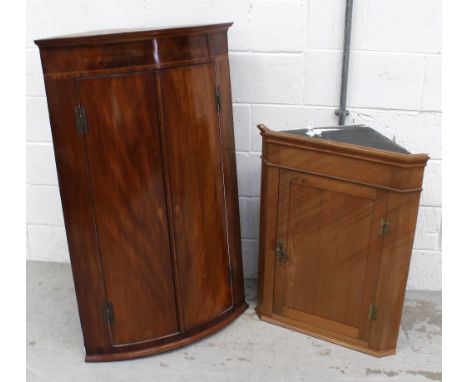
[35,23,247,362]
[255,124,429,357]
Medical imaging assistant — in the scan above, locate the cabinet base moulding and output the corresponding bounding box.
[255,307,396,358]
[87,303,248,362]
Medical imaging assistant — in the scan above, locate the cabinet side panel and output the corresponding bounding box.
[256,143,281,316]
[369,191,422,351]
[214,53,246,306]
[43,78,111,354]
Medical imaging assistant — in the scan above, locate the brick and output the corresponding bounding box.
[26,0,48,48]
[230,53,304,104]
[420,160,441,207]
[233,104,250,152]
[348,53,426,110]
[306,0,367,50]
[407,250,442,291]
[236,152,261,197]
[27,97,52,143]
[239,197,260,240]
[45,0,252,50]
[27,143,58,186]
[46,0,151,36]
[145,1,253,52]
[366,0,441,54]
[26,50,45,96]
[26,228,31,259]
[247,197,260,240]
[414,207,442,251]
[241,239,259,279]
[421,56,442,111]
[143,0,253,52]
[250,105,337,152]
[304,51,425,110]
[249,0,306,52]
[303,50,341,107]
[239,197,248,238]
[27,225,69,262]
[353,109,442,159]
[27,185,64,226]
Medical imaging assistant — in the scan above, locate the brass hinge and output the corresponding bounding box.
[74,105,88,134]
[215,86,221,112]
[379,218,390,235]
[102,300,114,325]
[368,304,377,320]
[275,240,288,265]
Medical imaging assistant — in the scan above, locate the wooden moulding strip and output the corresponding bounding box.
[85,302,248,362]
[42,58,215,80]
[257,124,429,169]
[35,23,233,48]
[261,157,423,194]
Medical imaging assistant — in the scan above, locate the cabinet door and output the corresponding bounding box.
[156,63,233,331]
[273,170,387,342]
[77,72,179,346]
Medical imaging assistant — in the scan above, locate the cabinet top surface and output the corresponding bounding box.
[35,22,233,48]
[283,125,410,154]
[258,124,429,167]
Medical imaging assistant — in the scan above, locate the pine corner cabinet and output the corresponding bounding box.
[255,124,429,357]
[35,23,248,362]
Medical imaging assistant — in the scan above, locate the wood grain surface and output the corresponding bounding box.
[157,63,233,331]
[37,24,247,361]
[256,124,428,356]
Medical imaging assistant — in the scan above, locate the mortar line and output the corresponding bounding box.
[232,101,442,114]
[229,49,442,57]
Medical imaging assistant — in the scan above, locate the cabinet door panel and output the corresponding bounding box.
[274,171,386,341]
[157,64,233,331]
[77,72,179,346]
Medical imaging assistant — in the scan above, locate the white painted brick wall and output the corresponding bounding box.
[26,98,52,142]
[230,53,305,104]
[26,0,442,290]
[307,0,368,50]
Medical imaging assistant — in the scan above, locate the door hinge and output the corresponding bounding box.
[102,300,114,325]
[215,86,221,112]
[74,105,88,134]
[379,218,390,235]
[275,240,288,265]
[368,304,377,320]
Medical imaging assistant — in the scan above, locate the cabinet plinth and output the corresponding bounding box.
[35,23,247,362]
[256,124,428,357]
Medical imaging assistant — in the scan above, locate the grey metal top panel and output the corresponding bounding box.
[282,125,410,155]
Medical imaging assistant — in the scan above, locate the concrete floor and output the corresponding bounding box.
[26,261,441,382]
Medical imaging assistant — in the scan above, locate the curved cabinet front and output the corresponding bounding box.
[77,72,180,348]
[36,24,247,362]
[157,64,234,331]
